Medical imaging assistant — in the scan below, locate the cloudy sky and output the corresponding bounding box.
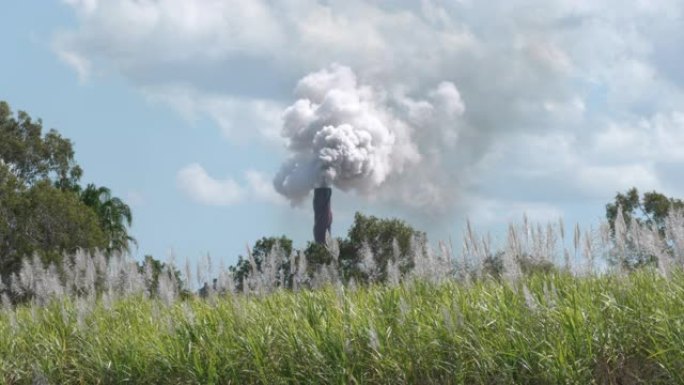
[2,0,683,265]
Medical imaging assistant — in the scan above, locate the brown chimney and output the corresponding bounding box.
[313,187,332,244]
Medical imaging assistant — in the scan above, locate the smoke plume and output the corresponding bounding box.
[274,64,464,205]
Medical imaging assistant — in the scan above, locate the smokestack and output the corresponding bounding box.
[313,187,332,244]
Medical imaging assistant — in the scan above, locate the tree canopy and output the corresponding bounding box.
[0,102,82,189]
[606,187,684,234]
[228,213,426,290]
[338,212,425,282]
[79,184,136,255]
[0,101,135,279]
[230,236,294,291]
[605,187,684,268]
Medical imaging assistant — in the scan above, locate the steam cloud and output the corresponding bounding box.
[274,64,465,204]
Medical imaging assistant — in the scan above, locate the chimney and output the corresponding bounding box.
[313,187,332,244]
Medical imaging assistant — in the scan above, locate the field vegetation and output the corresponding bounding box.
[1,206,684,384]
[4,101,684,384]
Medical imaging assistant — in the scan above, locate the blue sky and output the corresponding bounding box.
[2,0,683,267]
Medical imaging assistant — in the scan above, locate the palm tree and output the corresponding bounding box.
[80,184,137,255]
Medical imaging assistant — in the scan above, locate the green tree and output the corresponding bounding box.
[338,212,426,283]
[606,187,684,269]
[227,214,427,289]
[0,101,82,189]
[79,184,136,254]
[230,236,293,291]
[606,187,684,235]
[304,241,336,267]
[0,101,133,280]
[0,174,106,279]
[138,255,185,297]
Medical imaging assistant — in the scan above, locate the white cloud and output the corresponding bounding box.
[176,163,245,206]
[644,112,684,162]
[54,48,91,83]
[576,164,662,198]
[176,164,285,206]
[62,0,97,15]
[473,128,666,207]
[590,113,684,165]
[143,85,284,143]
[245,170,287,205]
[466,196,565,227]
[56,0,684,216]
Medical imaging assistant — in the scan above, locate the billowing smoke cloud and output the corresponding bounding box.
[273,64,465,204]
[55,0,684,219]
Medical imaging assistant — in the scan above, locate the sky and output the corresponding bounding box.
[2,0,683,267]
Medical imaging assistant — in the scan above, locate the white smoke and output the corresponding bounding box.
[274,64,465,205]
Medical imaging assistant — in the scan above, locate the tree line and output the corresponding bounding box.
[2,100,683,298]
[0,101,142,284]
